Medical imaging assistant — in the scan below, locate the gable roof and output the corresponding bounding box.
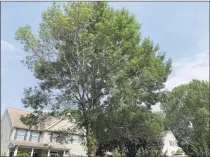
[162,130,178,142]
[6,108,79,133]
[7,108,31,129]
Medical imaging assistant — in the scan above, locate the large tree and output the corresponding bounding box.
[15,2,171,156]
[161,80,209,157]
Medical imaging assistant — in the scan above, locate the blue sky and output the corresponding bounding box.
[1,2,209,113]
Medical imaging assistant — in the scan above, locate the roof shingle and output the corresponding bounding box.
[6,108,76,132]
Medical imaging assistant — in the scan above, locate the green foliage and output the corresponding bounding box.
[15,2,171,157]
[112,149,125,157]
[86,134,97,156]
[136,148,167,157]
[16,153,30,157]
[176,149,184,154]
[94,105,165,157]
[161,80,209,157]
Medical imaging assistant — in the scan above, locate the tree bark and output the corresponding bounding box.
[86,124,92,157]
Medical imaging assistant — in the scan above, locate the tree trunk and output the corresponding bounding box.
[86,125,92,157]
[95,143,105,157]
[126,144,138,157]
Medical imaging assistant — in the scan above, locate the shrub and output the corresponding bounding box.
[111,149,125,157]
[136,148,167,157]
[16,152,30,157]
[176,149,185,154]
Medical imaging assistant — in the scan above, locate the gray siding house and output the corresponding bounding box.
[1,108,86,157]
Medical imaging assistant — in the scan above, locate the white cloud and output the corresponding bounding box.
[165,31,209,91]
[152,50,209,113]
[1,40,23,60]
[1,40,20,52]
[165,50,209,90]
[1,40,25,77]
[152,50,209,112]
[152,33,209,112]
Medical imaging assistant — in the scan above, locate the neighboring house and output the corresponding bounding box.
[162,131,182,156]
[1,108,86,157]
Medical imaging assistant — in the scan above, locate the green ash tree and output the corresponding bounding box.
[15,2,171,156]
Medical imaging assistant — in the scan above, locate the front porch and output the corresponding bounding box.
[9,147,69,157]
[8,141,71,157]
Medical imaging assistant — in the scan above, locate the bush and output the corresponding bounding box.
[136,148,167,157]
[111,149,125,157]
[176,149,185,154]
[16,152,30,157]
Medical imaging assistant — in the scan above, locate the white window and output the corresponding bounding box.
[16,130,25,140]
[52,134,59,143]
[72,135,82,144]
[169,140,176,147]
[49,132,53,142]
[31,132,39,142]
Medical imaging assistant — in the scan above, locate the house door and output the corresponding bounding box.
[33,152,38,157]
[9,152,14,157]
[50,152,58,157]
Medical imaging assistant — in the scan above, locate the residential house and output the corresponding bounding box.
[162,131,182,156]
[1,108,86,157]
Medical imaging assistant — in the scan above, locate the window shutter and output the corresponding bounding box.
[14,128,19,140]
[38,132,41,142]
[29,131,33,141]
[24,130,28,141]
[50,132,53,142]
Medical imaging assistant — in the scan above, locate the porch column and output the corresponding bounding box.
[47,150,50,157]
[63,151,65,157]
[14,146,18,156]
[6,149,10,157]
[30,148,34,157]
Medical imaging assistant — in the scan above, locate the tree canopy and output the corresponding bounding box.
[94,105,165,157]
[15,2,172,156]
[161,80,209,157]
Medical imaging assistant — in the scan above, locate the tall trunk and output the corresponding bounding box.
[203,139,209,157]
[86,124,92,157]
[95,143,105,157]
